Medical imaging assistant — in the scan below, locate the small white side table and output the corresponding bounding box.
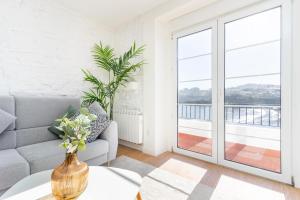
[1,166,142,200]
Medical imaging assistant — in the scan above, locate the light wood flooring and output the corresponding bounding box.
[117,145,300,200]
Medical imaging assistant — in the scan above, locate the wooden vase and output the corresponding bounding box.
[51,153,89,200]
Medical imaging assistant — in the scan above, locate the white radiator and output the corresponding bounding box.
[113,110,143,144]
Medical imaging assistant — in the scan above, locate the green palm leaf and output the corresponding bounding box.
[82,41,145,119]
[92,43,116,72]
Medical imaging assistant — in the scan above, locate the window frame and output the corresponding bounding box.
[172,0,292,184]
[217,0,291,184]
[173,20,219,163]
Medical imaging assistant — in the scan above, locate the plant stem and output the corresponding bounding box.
[110,95,114,120]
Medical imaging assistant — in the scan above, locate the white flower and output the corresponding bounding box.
[67,144,78,153]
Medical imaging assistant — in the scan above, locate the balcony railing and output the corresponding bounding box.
[178,103,281,127]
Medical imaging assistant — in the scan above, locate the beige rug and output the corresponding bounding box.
[111,156,213,200]
[111,156,287,200]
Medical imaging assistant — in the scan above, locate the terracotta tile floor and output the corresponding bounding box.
[178,132,281,173]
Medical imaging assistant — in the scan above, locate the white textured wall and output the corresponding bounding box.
[0,0,113,96]
[113,0,193,155]
[114,18,144,112]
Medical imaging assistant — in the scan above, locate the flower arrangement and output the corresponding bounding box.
[56,108,97,153]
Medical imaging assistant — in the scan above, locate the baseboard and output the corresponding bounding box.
[294,178,300,189]
[118,139,143,151]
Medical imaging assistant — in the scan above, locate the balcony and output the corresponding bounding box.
[177,103,281,172]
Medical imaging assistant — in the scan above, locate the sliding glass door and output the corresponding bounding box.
[174,0,291,183]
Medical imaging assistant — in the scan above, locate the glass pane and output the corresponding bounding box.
[225,41,280,78]
[178,55,211,82]
[178,81,212,155]
[224,7,281,173]
[225,7,280,50]
[179,81,212,104]
[178,29,211,59]
[225,75,280,105]
[177,28,213,156]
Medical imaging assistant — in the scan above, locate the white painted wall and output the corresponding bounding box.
[0,0,113,96]
[113,0,199,155]
[154,20,173,155]
[114,18,144,113]
[113,18,145,150]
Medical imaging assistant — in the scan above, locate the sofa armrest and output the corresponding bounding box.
[99,121,118,161]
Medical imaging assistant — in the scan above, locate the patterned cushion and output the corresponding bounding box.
[0,109,16,134]
[87,102,110,143]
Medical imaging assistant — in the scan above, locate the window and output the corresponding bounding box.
[174,1,291,183]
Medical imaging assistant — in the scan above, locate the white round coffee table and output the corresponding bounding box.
[0,166,143,200]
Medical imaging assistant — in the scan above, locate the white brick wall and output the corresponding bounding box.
[0,0,113,96]
[114,18,144,112]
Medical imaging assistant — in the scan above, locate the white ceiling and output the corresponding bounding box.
[57,0,170,29]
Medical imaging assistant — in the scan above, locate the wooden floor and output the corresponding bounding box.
[117,145,300,200]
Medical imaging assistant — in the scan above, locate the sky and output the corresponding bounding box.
[177,7,281,91]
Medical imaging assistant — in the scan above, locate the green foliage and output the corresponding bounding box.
[56,108,97,153]
[82,42,145,119]
[81,69,109,111]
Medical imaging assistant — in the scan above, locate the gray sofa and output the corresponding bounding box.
[0,95,118,195]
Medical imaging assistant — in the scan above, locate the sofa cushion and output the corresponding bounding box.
[0,131,16,150]
[15,95,80,129]
[17,139,109,174]
[0,96,15,130]
[16,126,59,147]
[0,109,16,134]
[0,189,6,197]
[0,149,30,191]
[87,102,110,143]
[85,155,108,166]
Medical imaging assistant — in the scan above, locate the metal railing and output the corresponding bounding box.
[178,103,281,127]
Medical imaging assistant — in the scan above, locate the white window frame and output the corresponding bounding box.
[217,0,292,184]
[172,0,292,184]
[173,20,218,164]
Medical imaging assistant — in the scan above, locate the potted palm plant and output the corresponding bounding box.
[82,42,145,120]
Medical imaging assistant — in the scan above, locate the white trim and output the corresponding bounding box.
[173,20,215,39]
[292,0,300,188]
[279,0,292,184]
[170,0,264,35]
